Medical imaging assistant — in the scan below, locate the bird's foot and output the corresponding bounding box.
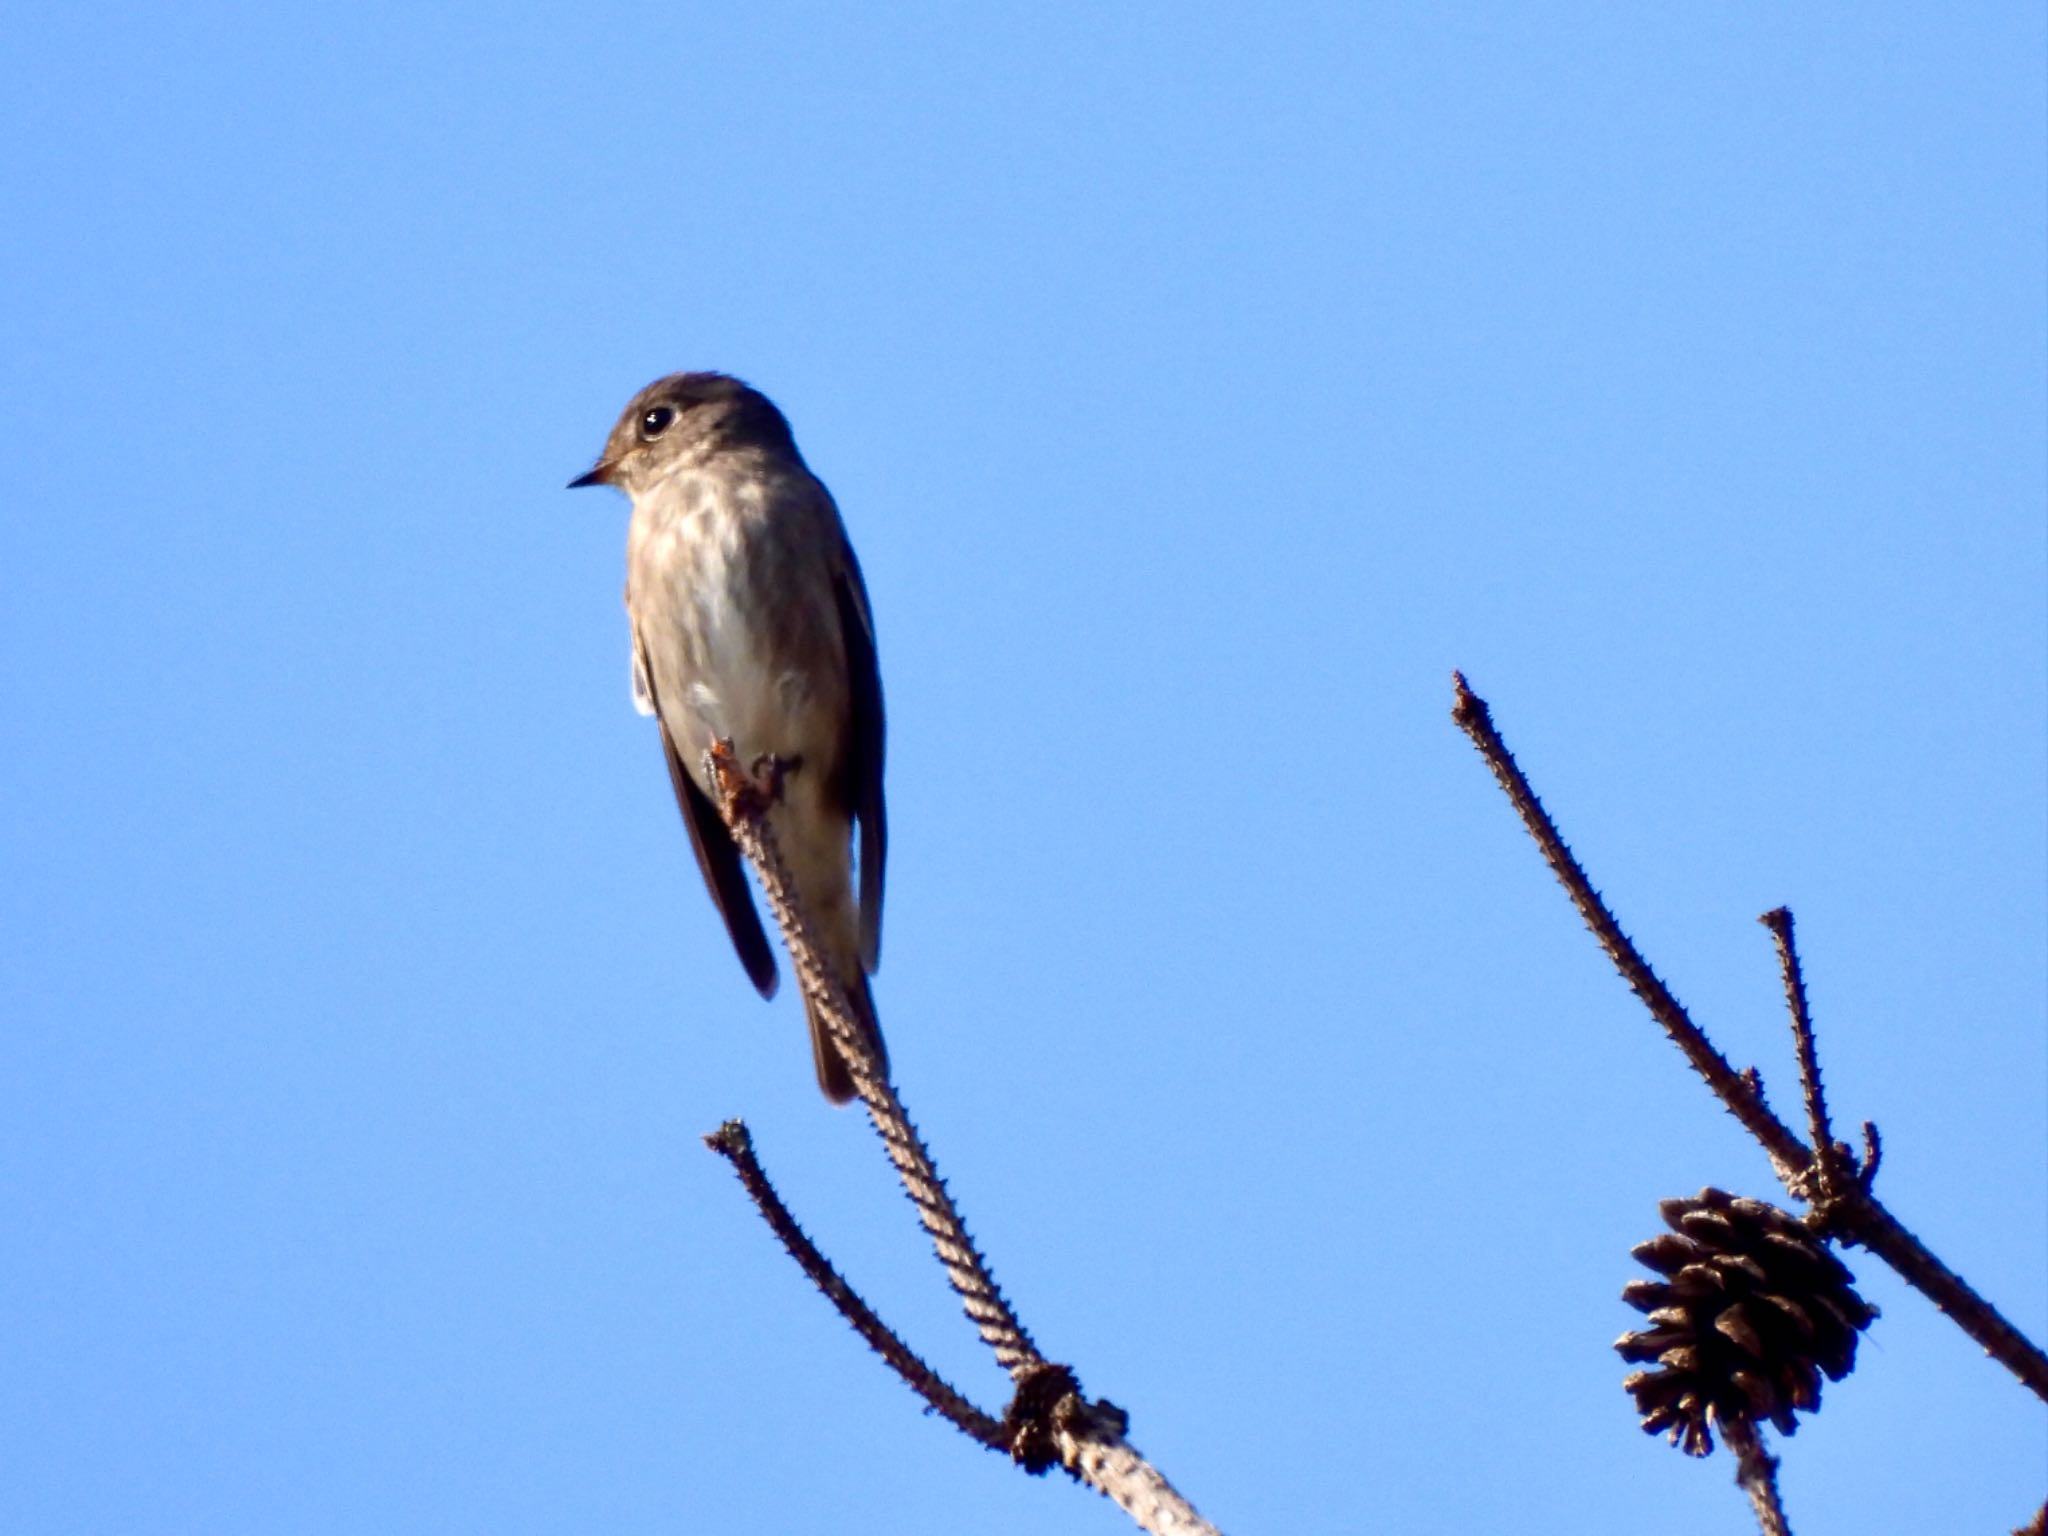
[749,751,802,800]
[708,738,800,819]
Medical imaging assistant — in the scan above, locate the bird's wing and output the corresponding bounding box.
[630,643,656,717]
[634,624,779,998]
[832,539,887,971]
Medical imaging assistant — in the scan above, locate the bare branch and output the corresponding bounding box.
[1451,673,2048,1402]
[1448,673,1810,1183]
[703,744,1222,1533]
[1760,908,1855,1209]
[1857,1121,1881,1191]
[704,1118,1006,1450]
[1760,910,1833,1166]
[1827,1191,2046,1398]
[1054,1397,1225,1536]
[1721,1419,1792,1536]
[706,743,1040,1372]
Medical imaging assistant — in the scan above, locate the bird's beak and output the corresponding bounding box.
[567,460,615,489]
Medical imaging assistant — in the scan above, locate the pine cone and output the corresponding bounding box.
[1617,1187,1877,1456]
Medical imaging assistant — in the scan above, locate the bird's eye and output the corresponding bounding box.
[638,405,676,440]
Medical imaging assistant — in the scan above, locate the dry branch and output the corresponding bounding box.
[1450,673,2048,1402]
[704,1118,1006,1450]
[1722,1419,1791,1536]
[703,744,1221,1535]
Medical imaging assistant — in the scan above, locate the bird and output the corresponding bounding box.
[570,373,887,1102]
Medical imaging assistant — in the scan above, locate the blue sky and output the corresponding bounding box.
[5,5,2043,1533]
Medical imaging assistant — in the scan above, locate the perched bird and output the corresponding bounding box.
[570,373,887,1102]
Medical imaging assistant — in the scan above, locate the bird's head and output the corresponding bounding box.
[568,372,799,495]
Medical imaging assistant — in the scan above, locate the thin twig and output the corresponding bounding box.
[1761,908,1832,1159]
[1449,674,1810,1184]
[1760,907,1852,1207]
[1828,1190,2045,1393]
[704,1118,1007,1450]
[705,747,1221,1532]
[1722,1420,1792,1536]
[1857,1121,1881,1190]
[1451,672,2048,1402]
[707,746,1041,1373]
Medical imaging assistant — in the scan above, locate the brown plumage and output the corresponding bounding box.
[571,373,886,1101]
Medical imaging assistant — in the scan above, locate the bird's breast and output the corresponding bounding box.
[628,471,846,767]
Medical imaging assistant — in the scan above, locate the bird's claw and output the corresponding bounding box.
[708,738,800,818]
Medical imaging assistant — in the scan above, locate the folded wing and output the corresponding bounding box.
[832,542,887,972]
[636,625,779,998]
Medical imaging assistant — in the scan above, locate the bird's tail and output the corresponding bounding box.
[807,964,886,1104]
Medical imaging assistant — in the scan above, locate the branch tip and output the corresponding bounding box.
[701,1110,1007,1450]
[1455,684,2048,1402]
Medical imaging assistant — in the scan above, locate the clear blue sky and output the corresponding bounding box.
[5,6,2043,1533]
